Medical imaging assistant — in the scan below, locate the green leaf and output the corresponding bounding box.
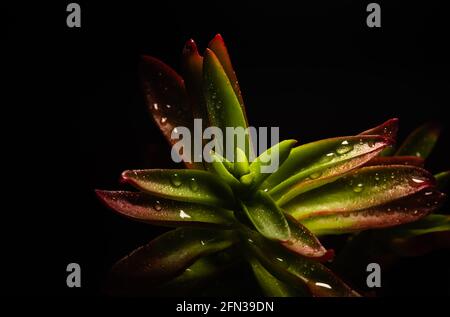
[435,171,450,191]
[140,55,203,169]
[234,147,250,177]
[209,151,243,190]
[243,230,359,297]
[300,188,446,235]
[264,135,391,205]
[284,165,437,220]
[389,214,450,236]
[96,190,235,228]
[121,169,235,209]
[107,228,238,294]
[395,122,442,159]
[203,48,252,159]
[281,215,327,258]
[364,156,425,167]
[208,34,246,114]
[250,140,297,190]
[248,256,305,297]
[241,191,290,241]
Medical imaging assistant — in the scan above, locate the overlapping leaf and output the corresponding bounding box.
[96,190,235,227]
[395,122,442,159]
[121,169,235,208]
[285,165,437,220]
[264,135,391,205]
[243,230,359,297]
[107,228,238,294]
[140,56,204,169]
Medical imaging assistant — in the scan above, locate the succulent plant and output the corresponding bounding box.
[96,34,449,296]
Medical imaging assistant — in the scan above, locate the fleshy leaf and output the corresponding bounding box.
[243,230,359,297]
[209,151,243,191]
[140,55,203,169]
[121,169,235,208]
[234,147,250,177]
[107,228,238,293]
[264,135,391,205]
[241,191,290,241]
[96,190,235,228]
[364,156,425,167]
[248,256,305,297]
[390,214,450,236]
[281,215,327,258]
[249,140,297,190]
[300,188,446,235]
[208,34,246,114]
[284,165,436,220]
[395,122,442,158]
[203,48,252,159]
[157,248,240,295]
[435,171,450,191]
[182,39,208,122]
[359,118,399,140]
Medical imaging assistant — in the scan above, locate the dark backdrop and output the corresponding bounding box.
[6,0,449,296]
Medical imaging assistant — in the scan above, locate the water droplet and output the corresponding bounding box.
[315,282,332,289]
[263,188,269,192]
[413,210,418,215]
[415,152,422,157]
[160,117,168,124]
[153,103,159,110]
[336,141,353,155]
[411,177,426,184]
[173,127,179,134]
[309,171,322,179]
[154,200,162,211]
[179,209,191,219]
[353,183,364,193]
[368,140,375,147]
[165,104,171,109]
[247,238,254,244]
[200,240,206,246]
[189,177,199,192]
[319,153,336,163]
[171,173,182,187]
[424,191,433,196]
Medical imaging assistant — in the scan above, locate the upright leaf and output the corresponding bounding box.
[203,48,252,159]
[140,55,203,169]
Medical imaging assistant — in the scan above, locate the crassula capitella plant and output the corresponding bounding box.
[96,34,449,296]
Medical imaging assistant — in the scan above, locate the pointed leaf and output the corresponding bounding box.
[108,228,238,292]
[281,215,327,258]
[208,34,245,112]
[203,48,251,158]
[243,230,359,297]
[264,135,391,205]
[140,56,203,169]
[209,151,243,191]
[234,147,250,177]
[250,140,297,190]
[248,256,306,297]
[182,39,208,122]
[364,156,425,167]
[390,214,450,236]
[300,188,446,235]
[121,169,235,208]
[359,118,399,140]
[96,190,235,228]
[241,191,290,241]
[435,171,450,191]
[284,165,437,220]
[395,122,442,158]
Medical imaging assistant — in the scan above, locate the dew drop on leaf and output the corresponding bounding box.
[336,141,353,155]
[170,173,182,187]
[353,183,364,193]
[179,209,191,219]
[160,117,168,124]
[189,177,199,192]
[153,200,162,211]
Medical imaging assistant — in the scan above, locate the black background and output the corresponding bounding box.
[6,0,449,296]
